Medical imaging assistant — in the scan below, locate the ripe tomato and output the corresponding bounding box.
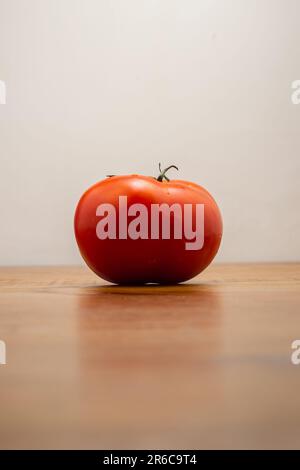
[74,166,222,284]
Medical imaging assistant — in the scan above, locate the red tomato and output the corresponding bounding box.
[74,166,222,284]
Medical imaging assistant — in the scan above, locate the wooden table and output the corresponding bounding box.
[0,264,299,449]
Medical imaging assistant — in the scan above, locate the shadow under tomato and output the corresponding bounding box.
[75,280,223,323]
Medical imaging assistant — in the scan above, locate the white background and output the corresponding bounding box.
[0,0,299,265]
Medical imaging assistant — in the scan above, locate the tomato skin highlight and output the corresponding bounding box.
[74,175,222,284]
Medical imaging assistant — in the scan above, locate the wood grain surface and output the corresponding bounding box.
[0,263,300,449]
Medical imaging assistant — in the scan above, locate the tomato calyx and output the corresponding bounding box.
[156,163,179,182]
[106,164,179,182]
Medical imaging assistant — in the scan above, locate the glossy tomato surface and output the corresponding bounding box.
[74,175,222,284]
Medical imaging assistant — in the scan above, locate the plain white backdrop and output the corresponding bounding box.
[0,0,299,265]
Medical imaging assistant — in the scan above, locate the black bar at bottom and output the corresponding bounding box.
[0,450,299,466]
